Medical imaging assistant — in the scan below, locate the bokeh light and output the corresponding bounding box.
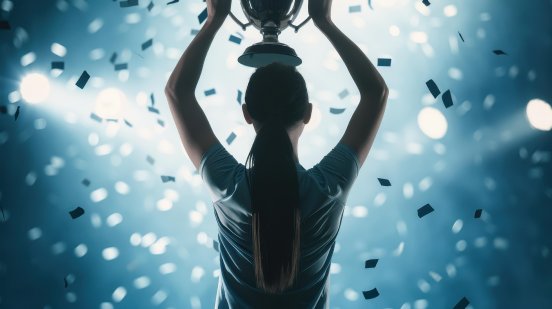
[20,73,50,103]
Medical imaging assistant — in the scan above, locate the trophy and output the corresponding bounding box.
[229,0,311,68]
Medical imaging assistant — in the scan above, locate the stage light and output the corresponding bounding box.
[94,87,127,119]
[20,73,50,104]
[417,107,448,139]
[526,99,552,131]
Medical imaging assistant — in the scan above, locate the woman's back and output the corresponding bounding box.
[200,141,360,308]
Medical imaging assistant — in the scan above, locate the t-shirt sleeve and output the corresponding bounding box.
[310,143,361,202]
[198,141,241,203]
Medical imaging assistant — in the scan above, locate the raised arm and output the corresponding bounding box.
[164,0,231,170]
[309,0,388,168]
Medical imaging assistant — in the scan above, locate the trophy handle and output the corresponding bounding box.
[288,16,312,33]
[229,11,253,31]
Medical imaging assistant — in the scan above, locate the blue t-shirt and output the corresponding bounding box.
[199,141,360,309]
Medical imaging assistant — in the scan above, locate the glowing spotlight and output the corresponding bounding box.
[417,107,448,139]
[526,99,552,131]
[20,73,51,104]
[95,87,127,119]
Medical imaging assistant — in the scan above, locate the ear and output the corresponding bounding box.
[303,102,313,124]
[242,103,253,124]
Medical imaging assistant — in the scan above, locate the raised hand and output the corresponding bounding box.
[308,0,333,25]
[206,0,232,24]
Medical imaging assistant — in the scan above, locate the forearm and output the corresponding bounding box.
[165,19,224,98]
[316,20,387,100]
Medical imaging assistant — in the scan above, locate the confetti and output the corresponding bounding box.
[69,206,85,219]
[213,240,220,252]
[82,178,91,187]
[109,52,118,64]
[167,0,179,4]
[191,29,200,36]
[0,105,6,114]
[64,276,68,288]
[51,61,64,70]
[367,0,373,10]
[161,175,176,183]
[148,106,160,114]
[365,259,378,268]
[442,90,454,108]
[338,89,349,99]
[90,112,103,122]
[114,63,128,71]
[330,107,346,114]
[120,0,139,8]
[229,34,242,45]
[106,118,118,123]
[124,119,133,127]
[146,155,155,165]
[14,106,20,121]
[142,38,153,51]
[349,5,361,13]
[377,58,392,67]
[422,0,431,6]
[157,119,165,127]
[150,93,155,106]
[147,1,154,11]
[1,206,5,222]
[204,88,216,96]
[453,296,470,309]
[426,79,441,98]
[362,288,380,299]
[76,70,90,89]
[237,90,243,105]
[474,209,483,218]
[198,7,208,24]
[493,49,507,55]
[417,203,434,218]
[226,132,237,145]
[0,20,10,30]
[458,31,465,42]
[377,178,391,186]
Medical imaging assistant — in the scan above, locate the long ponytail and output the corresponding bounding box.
[244,62,308,294]
[245,118,301,294]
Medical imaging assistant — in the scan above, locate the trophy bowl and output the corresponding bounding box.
[229,0,311,68]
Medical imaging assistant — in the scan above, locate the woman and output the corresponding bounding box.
[164,0,388,307]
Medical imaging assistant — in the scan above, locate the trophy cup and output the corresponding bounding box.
[229,0,311,68]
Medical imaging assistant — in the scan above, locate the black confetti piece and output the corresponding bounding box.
[157,119,165,127]
[64,276,68,288]
[198,7,208,24]
[474,209,482,218]
[14,106,20,121]
[150,93,155,106]
[0,20,10,30]
[368,0,373,10]
[1,207,5,222]
[124,119,133,127]
[330,107,346,114]
[109,52,118,64]
[362,288,380,299]
[213,240,220,252]
[377,178,391,186]
[349,5,361,13]
[82,178,91,187]
[120,0,139,8]
[417,203,434,218]
[146,155,155,165]
[76,70,90,89]
[229,34,242,44]
[204,88,216,96]
[493,49,507,55]
[90,112,103,122]
[69,206,85,219]
[167,0,179,4]
[0,105,7,114]
[365,259,378,268]
[148,106,160,114]
[147,1,154,11]
[426,79,441,98]
[453,297,470,309]
[377,58,392,67]
[338,89,349,99]
[142,38,153,51]
[442,90,454,108]
[191,29,200,35]
[161,175,176,183]
[114,63,128,71]
[458,31,465,42]
[422,0,430,6]
[51,61,64,70]
[226,132,237,145]
[237,90,243,105]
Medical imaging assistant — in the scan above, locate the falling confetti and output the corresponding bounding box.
[377,178,391,186]
[75,70,90,89]
[69,207,85,219]
[417,203,434,218]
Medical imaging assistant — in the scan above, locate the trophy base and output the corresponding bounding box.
[238,42,302,68]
